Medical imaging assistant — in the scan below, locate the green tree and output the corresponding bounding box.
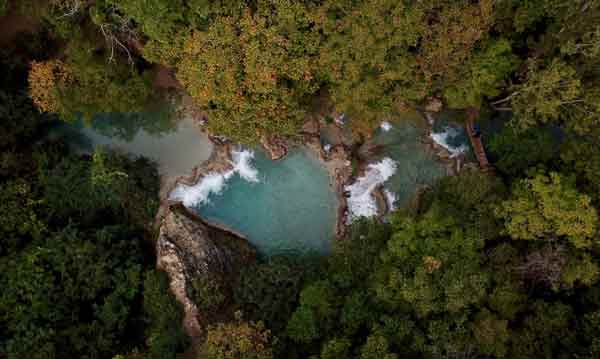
[0,226,145,358]
[320,338,352,359]
[444,38,518,108]
[510,301,575,359]
[143,270,190,359]
[29,41,152,122]
[375,210,489,317]
[488,125,557,177]
[107,0,184,44]
[560,137,600,203]
[0,180,46,255]
[0,0,7,16]
[191,275,226,313]
[286,280,338,343]
[359,335,397,359]
[234,257,306,331]
[496,171,598,248]
[509,59,600,134]
[472,309,511,358]
[286,306,320,344]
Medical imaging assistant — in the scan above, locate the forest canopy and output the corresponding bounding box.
[20,0,600,142]
[2,0,600,358]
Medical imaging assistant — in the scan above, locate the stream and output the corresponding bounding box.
[50,109,470,256]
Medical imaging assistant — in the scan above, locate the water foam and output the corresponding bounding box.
[230,149,259,182]
[380,121,392,132]
[169,149,259,207]
[430,126,469,157]
[384,189,398,212]
[345,157,398,222]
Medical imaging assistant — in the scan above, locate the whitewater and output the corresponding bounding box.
[430,126,469,157]
[345,157,398,222]
[169,149,259,207]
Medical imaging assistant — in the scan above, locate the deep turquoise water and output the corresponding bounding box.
[190,149,338,256]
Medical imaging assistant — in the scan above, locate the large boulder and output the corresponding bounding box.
[156,203,256,342]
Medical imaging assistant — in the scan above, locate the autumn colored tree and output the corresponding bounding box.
[314,0,429,135]
[28,60,72,115]
[28,43,152,121]
[417,0,495,85]
[176,2,320,143]
[200,312,274,359]
[315,0,497,135]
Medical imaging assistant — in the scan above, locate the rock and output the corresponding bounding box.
[260,135,288,161]
[329,144,350,162]
[333,112,346,126]
[156,203,256,343]
[301,118,320,135]
[425,97,443,113]
[372,184,388,217]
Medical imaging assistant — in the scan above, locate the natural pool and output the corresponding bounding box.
[46,114,213,177]
[50,108,465,256]
[171,148,338,256]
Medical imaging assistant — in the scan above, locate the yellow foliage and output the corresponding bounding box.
[28,60,71,114]
[418,0,495,83]
[175,3,318,143]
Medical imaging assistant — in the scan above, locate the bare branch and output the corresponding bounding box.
[490,92,520,105]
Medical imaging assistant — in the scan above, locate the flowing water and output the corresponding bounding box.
[171,148,338,256]
[346,113,456,219]
[49,107,464,255]
[376,120,447,209]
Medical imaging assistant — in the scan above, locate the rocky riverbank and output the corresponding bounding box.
[161,102,475,241]
[156,203,256,343]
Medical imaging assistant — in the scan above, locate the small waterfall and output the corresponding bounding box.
[429,126,469,157]
[384,189,398,211]
[230,149,259,183]
[345,157,398,222]
[380,121,392,132]
[170,149,259,207]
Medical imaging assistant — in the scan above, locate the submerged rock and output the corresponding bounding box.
[260,135,288,160]
[156,203,256,342]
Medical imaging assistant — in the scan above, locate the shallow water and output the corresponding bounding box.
[178,148,338,256]
[376,121,447,208]
[47,115,214,177]
[430,112,471,158]
[348,114,449,216]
